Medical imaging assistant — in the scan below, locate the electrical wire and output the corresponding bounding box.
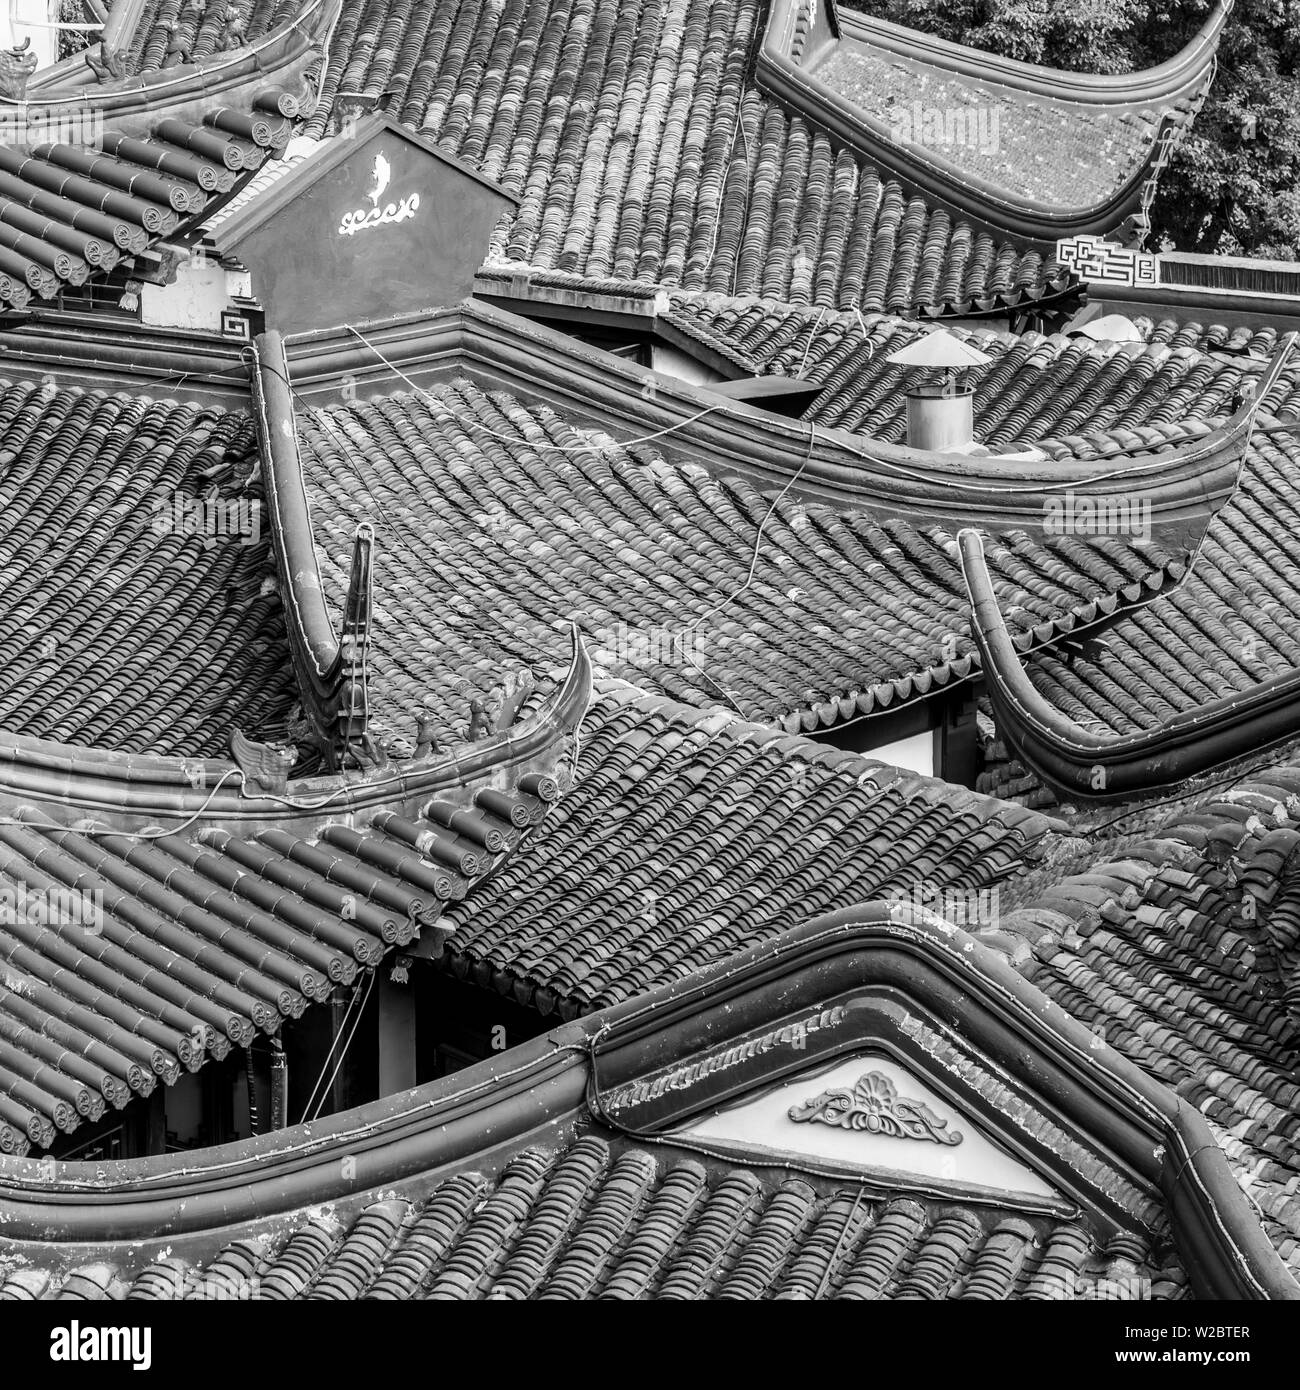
[707,110,745,279]
[665,423,819,712]
[299,970,373,1125]
[0,768,244,841]
[816,1185,866,1299]
[295,984,357,1125]
[740,344,1290,737]
[344,323,730,451]
[9,295,1287,838]
[342,312,1294,527]
[794,306,826,379]
[308,0,346,117]
[307,982,371,1125]
[1080,752,1297,839]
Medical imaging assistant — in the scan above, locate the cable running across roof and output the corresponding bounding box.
[343,324,732,451]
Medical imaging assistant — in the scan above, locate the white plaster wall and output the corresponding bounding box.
[140,261,232,332]
[4,0,57,69]
[864,729,933,776]
[650,342,727,387]
[681,1053,1056,1198]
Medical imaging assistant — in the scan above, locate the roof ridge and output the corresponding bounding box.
[0,372,242,414]
[1032,412,1296,462]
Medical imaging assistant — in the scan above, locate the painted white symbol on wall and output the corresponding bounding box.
[338,151,421,236]
[1055,234,1158,287]
[366,152,391,207]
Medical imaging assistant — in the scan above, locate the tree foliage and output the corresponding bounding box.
[845,0,1300,259]
[57,0,98,62]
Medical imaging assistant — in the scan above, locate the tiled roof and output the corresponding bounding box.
[0,91,295,312]
[1135,316,1285,361]
[0,377,296,758]
[1023,425,1300,736]
[995,767,1300,1275]
[975,730,1058,812]
[304,0,1067,315]
[0,1132,1182,1299]
[666,293,1300,448]
[203,132,322,232]
[815,46,1156,208]
[125,0,301,71]
[441,685,1061,1017]
[294,375,1179,741]
[0,775,555,1156]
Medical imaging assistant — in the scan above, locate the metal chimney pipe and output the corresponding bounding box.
[905,380,975,451]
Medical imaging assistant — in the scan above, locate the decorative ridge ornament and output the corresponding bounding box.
[0,38,38,99]
[788,1070,963,1145]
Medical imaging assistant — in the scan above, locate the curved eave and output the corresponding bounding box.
[252,328,357,746]
[6,0,338,122]
[444,298,1256,532]
[0,905,1288,1299]
[793,521,1201,736]
[959,526,1300,804]
[919,273,1084,324]
[835,1,1232,108]
[0,626,592,829]
[760,0,1227,244]
[671,560,1178,735]
[0,4,330,314]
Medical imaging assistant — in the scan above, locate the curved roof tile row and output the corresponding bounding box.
[666,293,1300,448]
[0,1133,1180,1300]
[295,375,1176,742]
[442,685,1060,1017]
[993,766,1300,1274]
[1135,316,1287,361]
[0,93,295,313]
[126,0,301,71]
[0,378,296,758]
[0,778,552,1155]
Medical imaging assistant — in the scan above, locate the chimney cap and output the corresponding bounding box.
[886,328,992,369]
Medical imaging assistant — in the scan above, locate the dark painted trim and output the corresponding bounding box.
[0,312,249,402]
[0,294,1235,797]
[586,907,1294,1300]
[472,288,756,381]
[1100,278,1300,324]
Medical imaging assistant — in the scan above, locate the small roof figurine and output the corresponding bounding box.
[0,38,38,100]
